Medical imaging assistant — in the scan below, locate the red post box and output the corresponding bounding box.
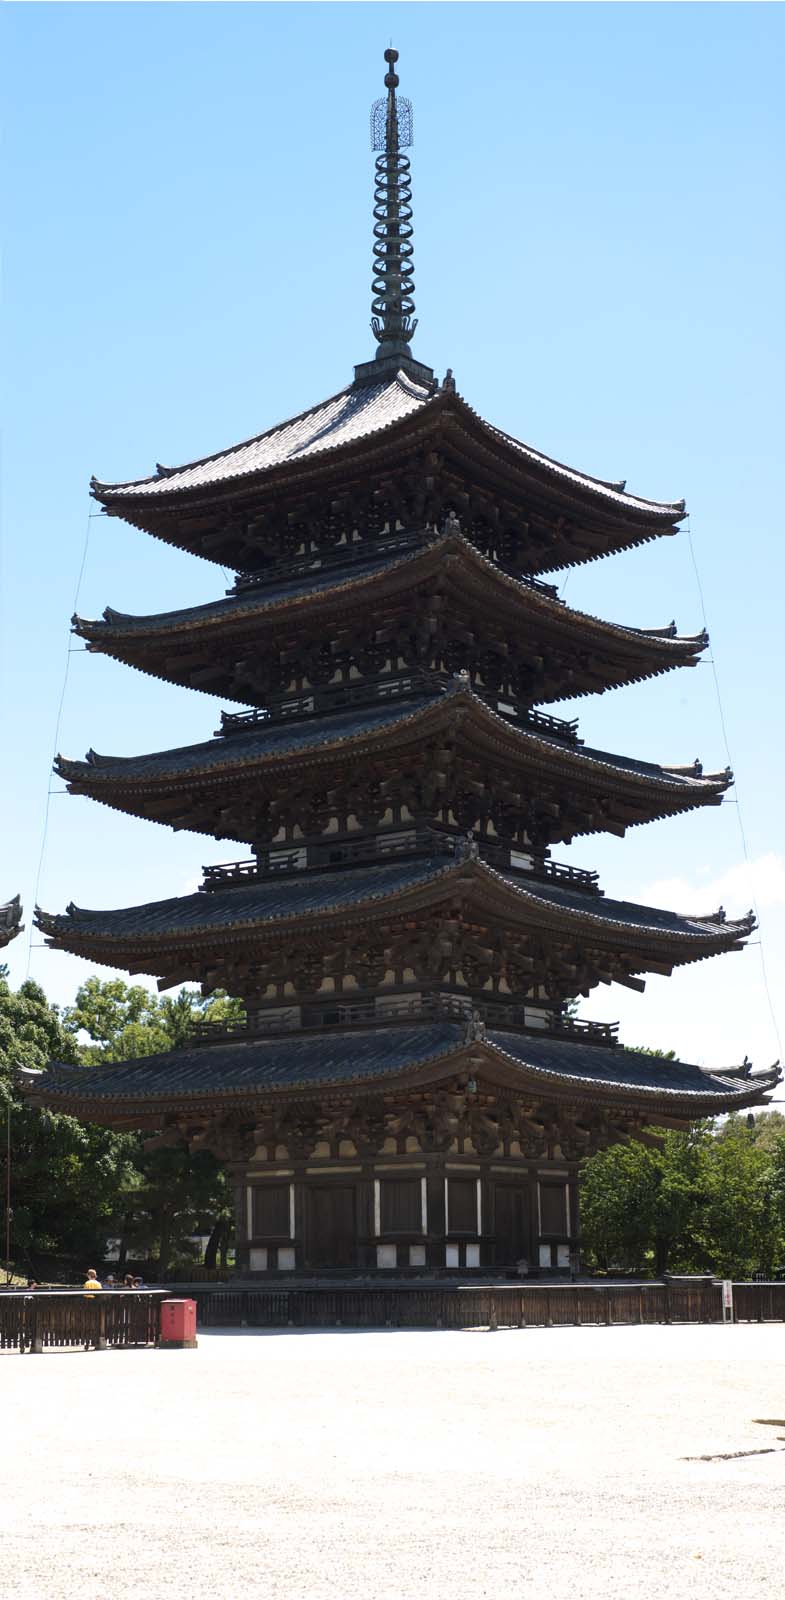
[159,1298,198,1348]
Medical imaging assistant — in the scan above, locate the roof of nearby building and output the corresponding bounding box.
[0,895,23,949]
[26,1023,780,1117]
[91,375,684,524]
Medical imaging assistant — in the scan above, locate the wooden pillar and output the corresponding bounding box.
[527,1169,539,1268]
[426,1166,446,1271]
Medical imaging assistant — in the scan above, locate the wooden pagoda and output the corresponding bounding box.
[33,52,779,1276]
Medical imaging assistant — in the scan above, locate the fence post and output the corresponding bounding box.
[30,1297,42,1355]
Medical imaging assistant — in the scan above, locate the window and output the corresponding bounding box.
[539,1183,568,1236]
[447,1178,477,1233]
[380,1178,421,1235]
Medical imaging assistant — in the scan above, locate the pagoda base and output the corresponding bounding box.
[233,1150,580,1279]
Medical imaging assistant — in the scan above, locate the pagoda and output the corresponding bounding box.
[33,52,779,1276]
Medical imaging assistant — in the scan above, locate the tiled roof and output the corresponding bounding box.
[29,1024,780,1110]
[56,688,729,804]
[91,375,683,521]
[36,857,752,948]
[92,375,434,500]
[84,550,400,637]
[0,895,23,949]
[73,532,706,664]
[486,1032,781,1104]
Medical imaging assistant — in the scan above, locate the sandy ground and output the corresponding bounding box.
[2,1323,784,1600]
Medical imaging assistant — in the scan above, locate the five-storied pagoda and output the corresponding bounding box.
[33,52,779,1275]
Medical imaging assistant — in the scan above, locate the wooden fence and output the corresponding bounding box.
[3,1282,784,1349]
[187,1279,785,1331]
[0,1291,167,1353]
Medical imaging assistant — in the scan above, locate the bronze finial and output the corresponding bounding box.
[369,47,417,359]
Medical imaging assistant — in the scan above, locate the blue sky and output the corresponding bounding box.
[3,3,783,1097]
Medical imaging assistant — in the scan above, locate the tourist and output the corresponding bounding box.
[132,1275,146,1289]
[104,1274,117,1289]
[83,1268,102,1291]
[123,1274,135,1288]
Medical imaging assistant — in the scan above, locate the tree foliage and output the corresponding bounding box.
[0,973,137,1266]
[2,973,236,1278]
[581,1114,785,1278]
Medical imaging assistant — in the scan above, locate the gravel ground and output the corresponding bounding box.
[2,1323,784,1600]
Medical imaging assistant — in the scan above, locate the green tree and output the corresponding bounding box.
[697,1117,783,1277]
[0,973,136,1272]
[581,1115,785,1278]
[63,977,237,1276]
[64,975,243,1061]
[580,1126,709,1275]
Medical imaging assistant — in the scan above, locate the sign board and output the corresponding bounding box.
[722,1279,733,1320]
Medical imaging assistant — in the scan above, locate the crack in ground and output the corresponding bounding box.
[682,1447,785,1462]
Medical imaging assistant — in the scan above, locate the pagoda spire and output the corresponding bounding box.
[371,48,416,358]
[355,49,434,387]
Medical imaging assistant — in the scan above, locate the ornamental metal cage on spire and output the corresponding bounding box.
[370,48,416,359]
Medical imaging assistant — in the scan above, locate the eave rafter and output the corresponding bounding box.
[54,687,731,848]
[25,1027,781,1132]
[71,531,705,709]
[34,858,754,999]
[90,379,685,577]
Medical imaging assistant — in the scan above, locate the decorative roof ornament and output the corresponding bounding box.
[354,50,434,388]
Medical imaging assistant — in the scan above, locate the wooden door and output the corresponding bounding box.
[306,1185,357,1268]
[493,1185,530,1268]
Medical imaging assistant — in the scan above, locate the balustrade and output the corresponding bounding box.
[189,991,618,1048]
[200,828,599,893]
[217,671,580,744]
[230,526,561,601]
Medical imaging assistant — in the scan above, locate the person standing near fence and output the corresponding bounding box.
[82,1269,102,1291]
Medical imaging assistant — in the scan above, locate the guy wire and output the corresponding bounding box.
[25,507,95,978]
[686,515,782,1066]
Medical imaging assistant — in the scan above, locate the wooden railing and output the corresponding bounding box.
[0,1291,168,1354]
[218,672,580,744]
[181,1280,785,1331]
[231,529,562,602]
[8,1283,781,1346]
[201,828,599,894]
[189,993,619,1048]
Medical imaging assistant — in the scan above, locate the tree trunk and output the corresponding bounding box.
[203,1219,223,1270]
[157,1208,173,1281]
[117,1223,130,1272]
[219,1222,232,1271]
